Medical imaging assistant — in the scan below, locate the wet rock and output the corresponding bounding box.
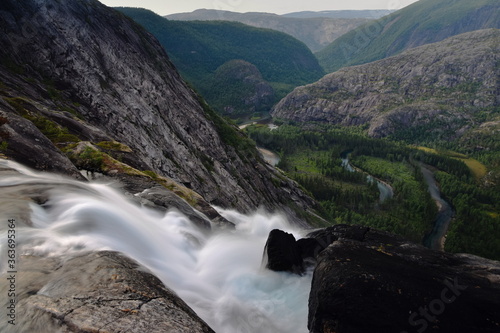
[0,252,215,333]
[264,229,304,274]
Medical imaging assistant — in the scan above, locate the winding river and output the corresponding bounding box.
[421,165,455,251]
[341,153,394,203]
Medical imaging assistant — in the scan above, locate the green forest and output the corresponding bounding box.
[116,7,324,119]
[245,123,500,260]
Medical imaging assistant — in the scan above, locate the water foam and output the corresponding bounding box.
[0,160,312,333]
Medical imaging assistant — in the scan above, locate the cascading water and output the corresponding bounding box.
[0,160,312,333]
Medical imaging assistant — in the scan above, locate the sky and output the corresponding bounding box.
[98,0,421,16]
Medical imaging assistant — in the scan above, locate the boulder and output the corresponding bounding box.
[308,228,500,333]
[264,229,304,274]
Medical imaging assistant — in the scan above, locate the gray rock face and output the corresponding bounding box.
[0,252,215,333]
[0,0,319,224]
[272,29,500,139]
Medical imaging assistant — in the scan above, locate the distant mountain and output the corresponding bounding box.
[317,0,500,72]
[118,7,325,119]
[166,9,371,52]
[282,10,393,19]
[273,29,500,148]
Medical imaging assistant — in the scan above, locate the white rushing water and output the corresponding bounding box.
[0,160,312,333]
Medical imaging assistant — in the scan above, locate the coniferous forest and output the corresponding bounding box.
[245,123,500,260]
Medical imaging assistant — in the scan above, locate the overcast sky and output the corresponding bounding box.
[99,0,421,16]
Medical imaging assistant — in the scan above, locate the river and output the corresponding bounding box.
[421,165,455,251]
[341,153,394,203]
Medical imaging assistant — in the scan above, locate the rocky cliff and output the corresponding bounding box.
[0,0,320,225]
[273,29,500,142]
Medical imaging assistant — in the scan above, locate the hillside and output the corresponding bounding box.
[273,29,500,150]
[166,9,374,52]
[0,0,319,224]
[282,10,393,19]
[117,7,325,119]
[317,0,500,72]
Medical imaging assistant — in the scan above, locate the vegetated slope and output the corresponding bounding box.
[317,0,500,72]
[282,10,393,19]
[166,9,374,52]
[273,29,500,149]
[118,8,325,119]
[0,0,320,225]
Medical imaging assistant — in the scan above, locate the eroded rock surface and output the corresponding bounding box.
[0,252,215,333]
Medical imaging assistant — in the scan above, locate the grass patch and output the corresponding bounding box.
[416,146,487,179]
[96,141,133,152]
[461,158,488,180]
[142,170,160,180]
[25,115,80,144]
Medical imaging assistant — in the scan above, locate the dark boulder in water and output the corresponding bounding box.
[264,229,304,274]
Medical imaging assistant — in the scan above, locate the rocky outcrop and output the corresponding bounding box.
[264,225,500,333]
[273,29,500,140]
[0,252,214,333]
[0,0,320,225]
[264,229,304,274]
[265,225,370,273]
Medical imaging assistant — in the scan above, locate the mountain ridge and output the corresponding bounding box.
[119,7,325,119]
[317,0,500,72]
[273,29,500,146]
[166,8,373,52]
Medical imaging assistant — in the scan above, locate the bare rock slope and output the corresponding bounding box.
[273,29,500,140]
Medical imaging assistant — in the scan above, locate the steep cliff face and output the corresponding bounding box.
[273,29,500,141]
[0,0,319,223]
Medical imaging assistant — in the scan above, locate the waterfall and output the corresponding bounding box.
[0,160,312,333]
